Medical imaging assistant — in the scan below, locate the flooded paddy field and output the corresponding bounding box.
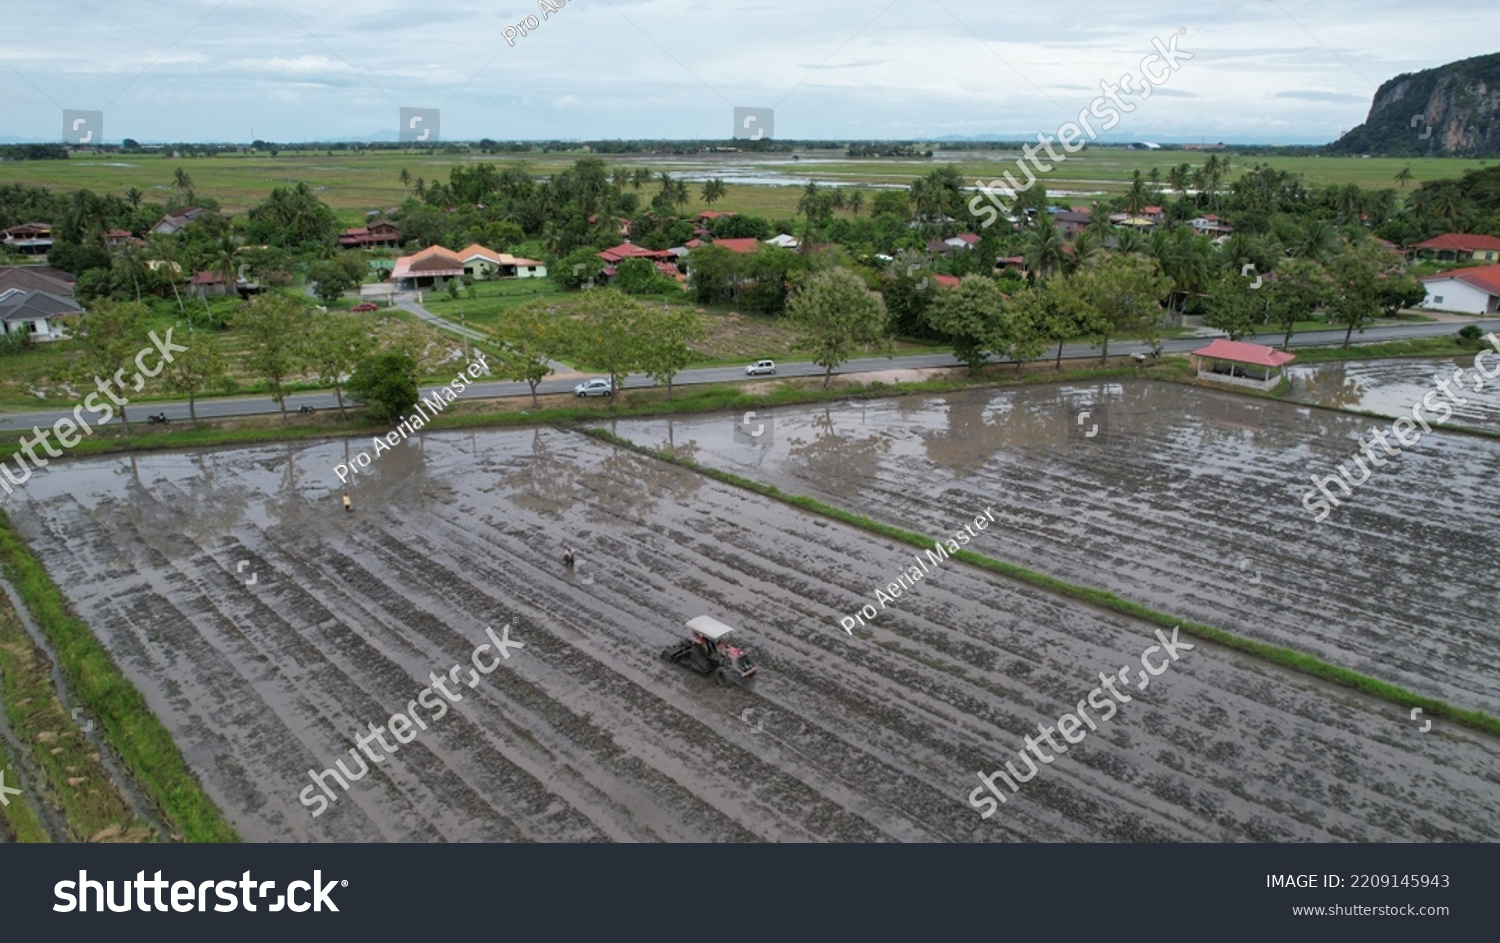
[1287,356,1500,432]
[609,379,1500,717]
[9,425,1498,842]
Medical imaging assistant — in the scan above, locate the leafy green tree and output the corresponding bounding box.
[636,304,704,399]
[615,257,676,295]
[1267,258,1328,349]
[924,276,1007,372]
[304,313,375,418]
[554,246,602,289]
[160,332,231,427]
[569,289,646,395]
[73,299,149,433]
[786,268,892,388]
[1203,273,1265,341]
[686,242,738,304]
[348,351,420,421]
[1327,243,1398,346]
[492,302,567,408]
[1057,253,1171,364]
[307,260,356,307]
[236,293,307,423]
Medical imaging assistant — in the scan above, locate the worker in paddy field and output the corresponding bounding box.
[342,492,353,513]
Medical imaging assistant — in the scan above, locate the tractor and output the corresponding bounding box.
[662,615,758,686]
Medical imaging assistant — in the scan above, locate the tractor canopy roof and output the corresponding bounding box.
[685,615,739,641]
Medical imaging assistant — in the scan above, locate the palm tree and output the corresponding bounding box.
[701,178,727,207]
[1148,167,1161,193]
[1115,228,1147,255]
[172,167,194,200]
[1064,231,1102,275]
[124,186,144,210]
[848,190,864,216]
[1023,213,1066,283]
[798,180,823,223]
[119,242,146,302]
[1124,170,1148,215]
[670,179,691,211]
[399,168,411,192]
[631,167,652,190]
[148,235,188,324]
[1394,166,1413,189]
[213,233,239,311]
[1292,219,1340,263]
[828,188,846,213]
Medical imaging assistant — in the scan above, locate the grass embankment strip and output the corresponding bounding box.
[0,361,1169,464]
[0,590,153,841]
[575,425,1500,741]
[0,512,240,842]
[0,738,48,842]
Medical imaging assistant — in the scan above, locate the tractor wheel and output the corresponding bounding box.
[712,666,731,686]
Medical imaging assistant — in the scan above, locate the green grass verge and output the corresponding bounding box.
[0,512,240,842]
[0,589,154,841]
[1283,334,1489,364]
[0,738,49,842]
[574,424,1500,742]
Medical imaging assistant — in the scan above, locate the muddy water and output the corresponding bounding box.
[7,419,1499,842]
[1287,357,1500,432]
[610,381,1500,718]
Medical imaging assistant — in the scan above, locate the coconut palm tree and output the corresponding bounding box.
[1394,166,1413,189]
[701,177,727,207]
[399,168,411,192]
[172,167,194,201]
[1023,213,1066,283]
[848,190,864,216]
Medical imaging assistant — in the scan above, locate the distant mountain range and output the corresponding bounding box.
[1330,52,1500,156]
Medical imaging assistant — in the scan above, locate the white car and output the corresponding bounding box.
[746,360,777,376]
[573,378,613,397]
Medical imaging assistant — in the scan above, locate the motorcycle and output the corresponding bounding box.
[298,404,316,414]
[146,413,170,424]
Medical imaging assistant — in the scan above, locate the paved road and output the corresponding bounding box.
[2,318,1495,431]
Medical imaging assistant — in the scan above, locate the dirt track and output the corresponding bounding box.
[6,400,1499,841]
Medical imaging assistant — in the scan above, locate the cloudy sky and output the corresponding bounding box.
[1,0,1491,144]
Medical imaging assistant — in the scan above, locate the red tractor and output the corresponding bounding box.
[662,615,758,686]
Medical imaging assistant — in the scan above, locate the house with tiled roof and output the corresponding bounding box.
[1419,262,1500,315]
[1411,233,1500,264]
[151,207,209,236]
[391,245,466,289]
[1188,213,1231,235]
[455,244,545,279]
[1,222,54,255]
[339,220,402,249]
[0,265,73,296]
[0,289,80,341]
[712,237,761,254]
[599,243,674,264]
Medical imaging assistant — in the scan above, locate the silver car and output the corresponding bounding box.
[573,378,613,397]
[746,360,777,376]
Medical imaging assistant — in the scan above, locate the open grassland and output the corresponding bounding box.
[1,150,1490,224]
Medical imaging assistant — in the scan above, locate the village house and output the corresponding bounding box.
[0,288,80,341]
[151,206,209,236]
[1419,263,1500,315]
[1,222,54,255]
[338,220,403,249]
[1410,233,1500,264]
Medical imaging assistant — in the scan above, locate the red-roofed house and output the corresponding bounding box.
[1,222,54,255]
[187,270,228,299]
[1419,263,1500,315]
[1411,233,1500,264]
[599,243,673,264]
[391,245,466,289]
[698,211,736,223]
[1191,339,1296,390]
[712,237,761,254]
[339,220,402,249]
[931,274,962,289]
